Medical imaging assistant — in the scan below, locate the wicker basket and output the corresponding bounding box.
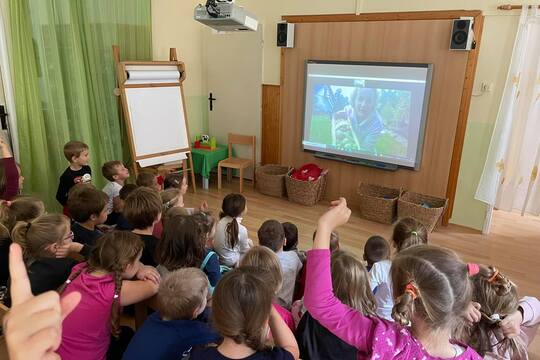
[397,192,448,232]
[256,165,290,198]
[357,183,402,224]
[285,170,328,206]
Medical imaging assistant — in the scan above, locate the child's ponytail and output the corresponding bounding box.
[466,264,526,357]
[220,193,246,249]
[11,221,32,255]
[391,281,418,326]
[110,267,124,337]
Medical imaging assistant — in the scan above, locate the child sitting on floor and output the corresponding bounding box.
[296,250,376,360]
[239,246,295,332]
[155,214,221,289]
[190,267,300,360]
[124,187,162,266]
[363,235,389,272]
[58,231,160,360]
[123,268,219,360]
[370,217,428,320]
[258,220,302,309]
[213,193,252,267]
[101,160,130,225]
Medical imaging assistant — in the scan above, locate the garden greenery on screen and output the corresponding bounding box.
[302,61,432,169]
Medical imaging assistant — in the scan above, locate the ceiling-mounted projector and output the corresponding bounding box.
[194,0,258,32]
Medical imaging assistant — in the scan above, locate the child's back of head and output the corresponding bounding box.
[0,196,45,237]
[161,188,181,212]
[212,267,274,352]
[363,235,390,269]
[258,220,285,253]
[157,268,209,320]
[466,266,525,358]
[282,222,298,251]
[390,244,471,331]
[124,187,162,230]
[331,250,376,316]
[392,217,428,252]
[67,184,108,225]
[156,215,203,271]
[219,193,247,249]
[163,173,182,189]
[136,170,160,191]
[239,245,283,295]
[313,230,340,252]
[12,213,70,260]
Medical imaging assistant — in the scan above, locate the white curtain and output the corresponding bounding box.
[0,3,20,159]
[475,6,540,216]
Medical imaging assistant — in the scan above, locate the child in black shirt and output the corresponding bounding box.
[56,141,92,213]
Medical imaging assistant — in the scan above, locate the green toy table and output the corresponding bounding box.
[191,145,229,189]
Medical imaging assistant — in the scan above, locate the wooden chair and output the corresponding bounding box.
[218,134,256,193]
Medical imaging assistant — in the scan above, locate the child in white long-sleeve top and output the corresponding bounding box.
[369,217,427,320]
[213,193,252,267]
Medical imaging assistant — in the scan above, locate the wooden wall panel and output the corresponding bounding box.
[261,85,281,165]
[280,18,474,209]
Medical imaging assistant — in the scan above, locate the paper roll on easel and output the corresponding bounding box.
[125,70,181,84]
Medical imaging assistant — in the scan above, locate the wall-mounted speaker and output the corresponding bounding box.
[450,18,474,51]
[277,21,294,48]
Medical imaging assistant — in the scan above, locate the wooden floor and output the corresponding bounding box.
[186,177,540,359]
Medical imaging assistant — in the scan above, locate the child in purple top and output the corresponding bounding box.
[304,198,482,360]
[58,231,160,360]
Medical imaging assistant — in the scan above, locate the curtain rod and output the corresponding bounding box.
[497,4,540,10]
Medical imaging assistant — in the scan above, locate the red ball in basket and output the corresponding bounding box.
[290,163,323,181]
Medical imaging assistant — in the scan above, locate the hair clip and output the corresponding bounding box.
[411,231,418,236]
[488,270,500,283]
[26,222,32,230]
[405,282,418,300]
[480,311,504,324]
[113,294,119,299]
[467,263,480,276]
[65,279,71,284]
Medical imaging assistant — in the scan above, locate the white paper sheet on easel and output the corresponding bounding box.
[137,152,187,168]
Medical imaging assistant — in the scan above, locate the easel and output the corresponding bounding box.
[113,46,197,192]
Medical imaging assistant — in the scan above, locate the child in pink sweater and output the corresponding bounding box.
[304,198,482,359]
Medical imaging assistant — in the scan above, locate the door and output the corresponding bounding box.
[204,27,263,179]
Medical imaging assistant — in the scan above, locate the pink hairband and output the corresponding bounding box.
[467,263,480,276]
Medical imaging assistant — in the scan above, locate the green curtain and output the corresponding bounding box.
[9,0,152,210]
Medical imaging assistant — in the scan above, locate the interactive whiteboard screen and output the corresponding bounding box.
[125,86,189,167]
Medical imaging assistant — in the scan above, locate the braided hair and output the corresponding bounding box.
[58,231,143,337]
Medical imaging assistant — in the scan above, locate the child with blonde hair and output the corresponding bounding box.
[124,268,219,359]
[239,246,295,331]
[370,217,428,320]
[58,231,160,359]
[304,198,481,359]
[463,264,539,359]
[214,193,252,267]
[0,196,45,286]
[296,250,376,359]
[11,214,77,296]
[190,267,300,360]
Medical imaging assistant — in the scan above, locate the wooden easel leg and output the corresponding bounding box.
[227,168,232,183]
[188,154,197,193]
